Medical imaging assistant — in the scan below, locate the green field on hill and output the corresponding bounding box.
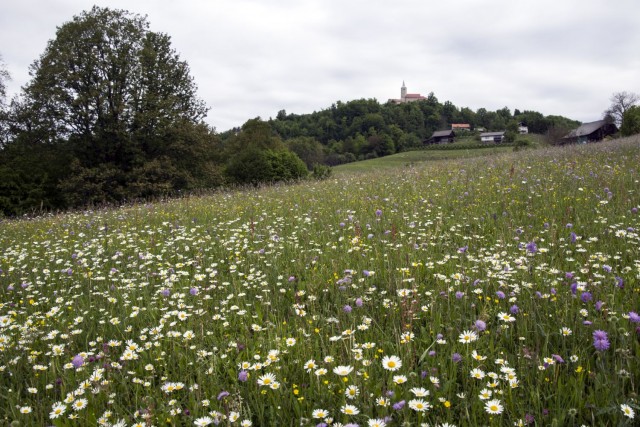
[333,145,515,173]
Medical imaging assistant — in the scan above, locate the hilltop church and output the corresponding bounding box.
[388,81,427,104]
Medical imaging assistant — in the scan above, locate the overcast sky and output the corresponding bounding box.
[1,0,639,132]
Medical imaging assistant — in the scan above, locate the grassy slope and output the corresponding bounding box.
[0,136,639,426]
[333,145,514,173]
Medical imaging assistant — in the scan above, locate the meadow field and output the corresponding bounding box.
[1,137,639,426]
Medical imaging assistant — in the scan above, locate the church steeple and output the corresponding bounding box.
[401,81,407,101]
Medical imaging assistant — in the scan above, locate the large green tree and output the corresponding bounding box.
[4,6,220,211]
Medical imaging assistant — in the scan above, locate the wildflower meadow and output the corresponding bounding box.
[1,137,639,427]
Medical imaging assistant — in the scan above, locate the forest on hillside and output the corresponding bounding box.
[252,98,580,167]
[0,7,581,217]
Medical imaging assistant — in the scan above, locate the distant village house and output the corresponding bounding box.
[562,120,617,144]
[480,131,506,143]
[451,123,471,131]
[426,130,455,144]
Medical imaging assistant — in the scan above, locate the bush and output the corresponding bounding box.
[226,148,308,185]
[311,164,332,180]
[513,138,531,152]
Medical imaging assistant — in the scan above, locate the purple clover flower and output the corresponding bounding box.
[393,400,406,410]
[71,355,84,369]
[628,311,640,323]
[474,319,487,331]
[592,330,610,352]
[526,241,537,254]
[238,371,248,382]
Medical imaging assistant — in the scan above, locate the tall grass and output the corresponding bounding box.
[1,137,639,426]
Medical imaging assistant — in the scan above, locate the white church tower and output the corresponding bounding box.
[401,81,407,102]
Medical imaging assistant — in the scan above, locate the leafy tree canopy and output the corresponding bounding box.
[0,6,221,215]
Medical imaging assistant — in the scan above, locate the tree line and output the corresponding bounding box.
[243,98,580,167]
[0,6,599,217]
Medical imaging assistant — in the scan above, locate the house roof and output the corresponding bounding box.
[405,94,425,98]
[432,130,454,137]
[480,132,505,137]
[564,120,616,138]
[451,123,471,128]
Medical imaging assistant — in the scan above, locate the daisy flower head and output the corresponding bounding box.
[484,399,504,414]
[333,365,354,376]
[368,419,387,427]
[497,312,515,322]
[478,389,492,400]
[560,327,572,336]
[472,350,487,361]
[381,355,402,371]
[314,368,328,376]
[458,330,478,344]
[49,402,67,419]
[621,403,635,419]
[410,387,429,397]
[340,404,360,415]
[257,373,277,386]
[72,398,88,411]
[376,396,390,407]
[470,368,486,379]
[408,398,431,412]
[303,359,316,372]
[20,406,32,414]
[393,375,408,384]
[194,416,214,426]
[345,385,360,399]
[312,408,329,419]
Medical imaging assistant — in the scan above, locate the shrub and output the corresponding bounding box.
[311,164,332,180]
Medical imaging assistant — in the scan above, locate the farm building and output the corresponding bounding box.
[562,120,618,144]
[480,131,505,143]
[426,130,455,144]
[451,123,471,131]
